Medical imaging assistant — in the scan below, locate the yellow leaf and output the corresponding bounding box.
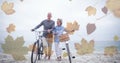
[2,35,29,60]
[62,52,68,57]
[106,0,120,11]
[65,21,79,35]
[1,1,15,15]
[114,35,119,41]
[104,46,118,56]
[6,24,16,33]
[85,6,96,16]
[75,38,94,55]
[74,43,81,50]
[106,0,120,18]
[73,21,79,30]
[113,9,120,18]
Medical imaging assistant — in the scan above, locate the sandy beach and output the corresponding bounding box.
[0,52,120,63]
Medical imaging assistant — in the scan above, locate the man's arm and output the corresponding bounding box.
[32,21,43,31]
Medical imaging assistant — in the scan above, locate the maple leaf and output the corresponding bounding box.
[2,35,29,60]
[113,8,120,18]
[74,38,94,55]
[106,0,120,18]
[104,46,118,56]
[85,6,97,16]
[106,0,120,11]
[73,21,79,30]
[65,21,79,35]
[6,24,15,33]
[74,43,81,50]
[1,1,15,15]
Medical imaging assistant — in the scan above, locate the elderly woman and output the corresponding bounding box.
[53,18,65,61]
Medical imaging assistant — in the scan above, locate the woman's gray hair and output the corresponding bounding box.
[57,18,62,25]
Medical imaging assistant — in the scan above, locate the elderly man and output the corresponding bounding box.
[32,12,55,60]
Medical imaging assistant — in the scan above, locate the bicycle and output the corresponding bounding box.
[31,30,46,63]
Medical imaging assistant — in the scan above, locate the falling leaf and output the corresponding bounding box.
[106,0,120,18]
[1,1,15,15]
[73,21,79,30]
[102,6,108,14]
[74,38,94,55]
[62,52,68,57]
[86,23,96,35]
[65,21,79,35]
[6,24,15,33]
[66,22,73,31]
[106,0,120,11]
[104,46,118,56]
[85,6,97,16]
[74,43,81,50]
[2,35,29,60]
[114,35,119,41]
[65,22,74,35]
[113,8,120,18]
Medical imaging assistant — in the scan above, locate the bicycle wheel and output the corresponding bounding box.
[66,43,72,63]
[31,40,39,63]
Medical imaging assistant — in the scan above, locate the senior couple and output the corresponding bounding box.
[31,12,65,61]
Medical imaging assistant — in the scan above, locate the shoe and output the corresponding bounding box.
[56,57,59,61]
[56,56,61,61]
[59,56,61,61]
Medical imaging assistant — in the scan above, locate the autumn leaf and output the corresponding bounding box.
[113,8,120,18]
[102,6,108,14]
[104,46,118,56]
[85,6,97,16]
[65,21,79,35]
[65,22,73,31]
[2,35,29,60]
[1,1,15,15]
[6,24,15,33]
[74,38,94,55]
[106,0,120,18]
[74,43,81,50]
[62,52,68,57]
[114,35,119,41]
[86,23,96,35]
[106,0,120,11]
[73,21,79,30]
